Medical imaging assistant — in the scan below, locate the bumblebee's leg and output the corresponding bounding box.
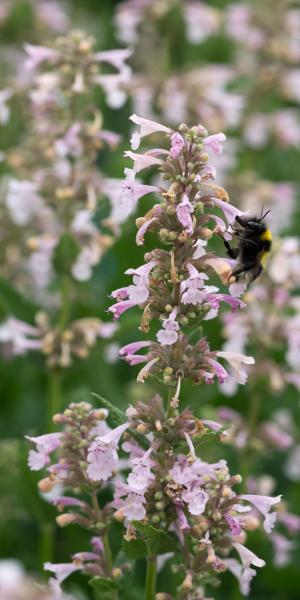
[248,264,263,283]
[224,239,239,259]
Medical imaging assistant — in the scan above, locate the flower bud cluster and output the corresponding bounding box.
[0,313,117,366]
[26,402,131,595]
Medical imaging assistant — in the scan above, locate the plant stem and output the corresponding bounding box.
[39,522,55,565]
[145,557,157,600]
[59,275,71,331]
[91,492,118,599]
[47,369,62,431]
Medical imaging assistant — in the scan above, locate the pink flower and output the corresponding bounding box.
[87,423,129,481]
[225,513,242,537]
[26,433,62,470]
[170,132,185,158]
[240,494,281,533]
[208,358,229,383]
[129,114,171,150]
[216,351,255,385]
[192,238,207,259]
[127,449,154,494]
[270,532,296,567]
[181,488,208,516]
[24,44,59,71]
[122,492,146,521]
[230,542,266,595]
[119,341,151,365]
[176,193,194,234]
[0,318,42,355]
[125,149,165,173]
[204,132,226,155]
[44,561,81,596]
[212,197,246,226]
[109,300,138,320]
[94,48,132,72]
[51,496,86,509]
[121,179,160,211]
[156,309,179,346]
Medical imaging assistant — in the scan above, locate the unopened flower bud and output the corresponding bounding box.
[113,509,125,522]
[56,513,77,527]
[112,568,122,579]
[201,228,213,240]
[38,477,56,493]
[243,516,260,531]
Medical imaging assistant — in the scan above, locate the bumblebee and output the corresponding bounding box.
[223,211,272,284]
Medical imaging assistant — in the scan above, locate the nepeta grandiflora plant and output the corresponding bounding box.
[0,31,132,416]
[28,117,282,600]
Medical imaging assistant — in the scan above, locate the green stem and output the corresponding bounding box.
[145,557,157,600]
[59,275,71,331]
[91,492,118,599]
[39,522,55,565]
[47,369,62,431]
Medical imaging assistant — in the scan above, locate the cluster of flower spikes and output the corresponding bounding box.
[27,399,281,598]
[2,30,131,291]
[0,30,132,366]
[104,115,281,596]
[26,402,131,597]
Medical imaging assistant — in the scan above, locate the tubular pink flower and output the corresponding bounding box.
[156,309,179,346]
[176,193,194,234]
[119,341,152,357]
[240,494,282,533]
[108,300,138,320]
[225,513,242,537]
[204,132,226,155]
[51,496,86,508]
[122,492,146,521]
[24,44,59,71]
[87,423,129,481]
[170,132,185,158]
[208,358,229,383]
[129,114,171,149]
[125,149,166,173]
[216,351,255,385]
[212,197,246,225]
[26,433,62,471]
[93,48,132,71]
[125,260,158,278]
[121,180,160,207]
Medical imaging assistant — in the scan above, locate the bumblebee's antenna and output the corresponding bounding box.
[261,209,271,220]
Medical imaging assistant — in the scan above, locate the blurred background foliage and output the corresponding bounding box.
[0,1,299,599]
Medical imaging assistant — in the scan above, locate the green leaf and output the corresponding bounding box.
[133,522,177,557]
[92,392,127,426]
[89,576,118,600]
[92,393,149,449]
[53,233,80,275]
[122,538,148,560]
